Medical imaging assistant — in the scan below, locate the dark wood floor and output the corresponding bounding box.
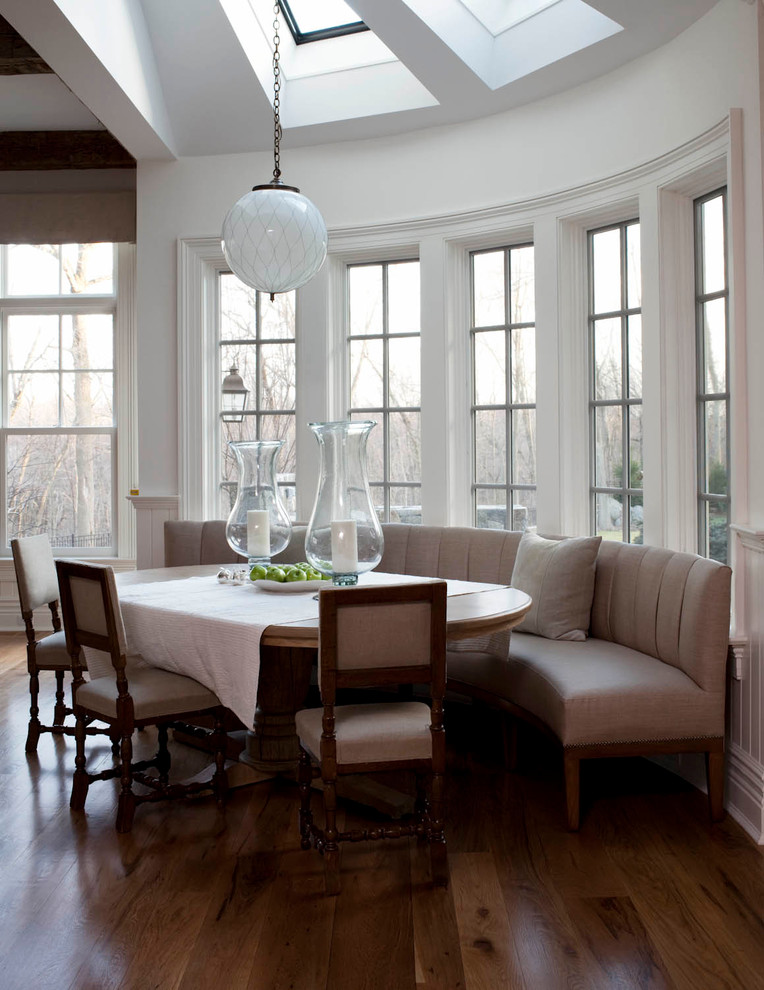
[2,634,764,990]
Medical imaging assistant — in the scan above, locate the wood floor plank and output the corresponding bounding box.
[410,841,467,989]
[450,852,525,990]
[563,895,673,988]
[178,782,296,989]
[323,805,415,990]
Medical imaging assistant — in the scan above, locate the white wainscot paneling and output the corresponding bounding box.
[127,495,180,569]
[726,526,764,843]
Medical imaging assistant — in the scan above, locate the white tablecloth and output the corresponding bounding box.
[113,571,502,727]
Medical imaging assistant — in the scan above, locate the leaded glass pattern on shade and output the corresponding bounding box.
[1,242,117,551]
[588,220,643,544]
[347,259,421,523]
[218,274,296,519]
[471,243,536,531]
[695,189,730,564]
[221,188,327,296]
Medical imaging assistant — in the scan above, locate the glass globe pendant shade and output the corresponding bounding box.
[222,181,328,298]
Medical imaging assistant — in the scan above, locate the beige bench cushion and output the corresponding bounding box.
[448,632,724,747]
[34,630,72,669]
[76,665,220,721]
[296,701,433,765]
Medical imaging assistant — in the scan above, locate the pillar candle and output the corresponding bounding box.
[331,520,358,572]
[247,509,270,557]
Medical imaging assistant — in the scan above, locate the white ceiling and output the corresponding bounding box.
[0,0,721,162]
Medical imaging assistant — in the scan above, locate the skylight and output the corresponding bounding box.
[460,0,561,36]
[280,0,369,44]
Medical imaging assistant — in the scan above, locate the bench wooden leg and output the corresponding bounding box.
[706,749,725,822]
[564,750,580,831]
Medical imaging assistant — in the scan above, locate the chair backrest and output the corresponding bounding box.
[318,581,447,704]
[56,560,128,673]
[11,534,60,615]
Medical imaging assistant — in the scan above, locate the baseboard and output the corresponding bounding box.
[650,745,764,845]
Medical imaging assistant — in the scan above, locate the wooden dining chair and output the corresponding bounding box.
[296,581,448,894]
[11,535,110,753]
[56,560,229,833]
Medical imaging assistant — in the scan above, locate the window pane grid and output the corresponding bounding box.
[1,243,117,552]
[589,220,643,544]
[695,189,730,564]
[218,277,296,517]
[348,259,421,524]
[471,244,536,532]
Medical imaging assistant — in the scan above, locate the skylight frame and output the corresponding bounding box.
[279,0,369,46]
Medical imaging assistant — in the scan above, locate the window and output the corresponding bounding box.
[280,0,368,44]
[588,221,643,543]
[218,275,296,518]
[0,243,116,552]
[347,260,421,523]
[695,190,730,564]
[470,244,536,531]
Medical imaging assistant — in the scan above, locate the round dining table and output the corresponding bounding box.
[117,565,532,775]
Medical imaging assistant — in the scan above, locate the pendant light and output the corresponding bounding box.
[222,2,327,301]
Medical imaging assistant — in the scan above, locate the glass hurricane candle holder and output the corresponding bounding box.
[225,440,292,567]
[305,420,384,586]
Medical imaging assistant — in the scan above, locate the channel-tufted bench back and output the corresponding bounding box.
[378,524,522,585]
[590,541,731,692]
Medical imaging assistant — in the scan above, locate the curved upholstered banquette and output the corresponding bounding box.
[163,521,731,829]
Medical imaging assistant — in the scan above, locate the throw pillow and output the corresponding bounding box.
[510,532,601,641]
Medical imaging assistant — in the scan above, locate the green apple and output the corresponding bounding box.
[249,563,267,581]
[321,572,332,581]
[285,568,307,582]
[265,566,286,582]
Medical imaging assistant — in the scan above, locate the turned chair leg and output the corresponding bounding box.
[116,732,136,834]
[564,750,581,831]
[70,713,90,810]
[53,670,67,726]
[322,775,341,896]
[26,668,41,754]
[298,748,313,850]
[706,749,725,822]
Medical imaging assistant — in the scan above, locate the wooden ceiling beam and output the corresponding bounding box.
[0,15,52,74]
[0,130,136,170]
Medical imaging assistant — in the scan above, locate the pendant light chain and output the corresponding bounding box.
[272,2,282,182]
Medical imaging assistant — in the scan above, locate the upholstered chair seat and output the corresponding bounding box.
[296,701,433,766]
[33,630,72,668]
[77,665,220,722]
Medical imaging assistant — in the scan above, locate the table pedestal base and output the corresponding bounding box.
[241,643,316,774]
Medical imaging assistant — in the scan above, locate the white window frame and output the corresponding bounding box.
[587,218,643,543]
[0,242,136,558]
[469,241,537,531]
[346,256,422,523]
